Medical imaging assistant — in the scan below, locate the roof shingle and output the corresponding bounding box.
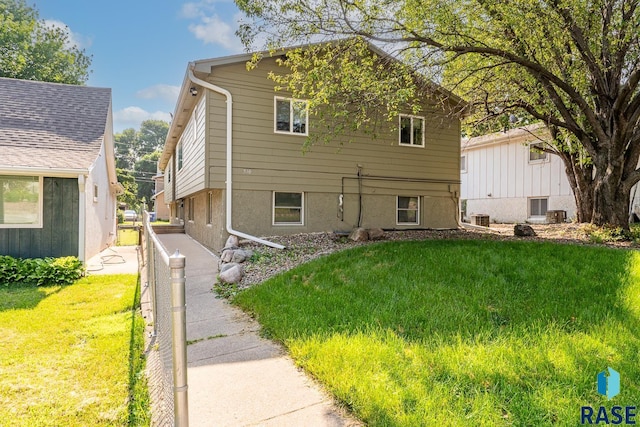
[0,77,111,170]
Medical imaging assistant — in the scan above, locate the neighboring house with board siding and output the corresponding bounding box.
[159,44,466,251]
[460,124,577,224]
[0,77,120,261]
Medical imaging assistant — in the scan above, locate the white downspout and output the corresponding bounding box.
[187,67,285,249]
[78,174,86,262]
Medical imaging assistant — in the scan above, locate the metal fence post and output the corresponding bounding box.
[169,250,189,427]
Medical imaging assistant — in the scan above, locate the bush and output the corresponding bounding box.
[0,256,84,287]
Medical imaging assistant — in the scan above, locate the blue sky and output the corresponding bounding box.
[31,0,247,133]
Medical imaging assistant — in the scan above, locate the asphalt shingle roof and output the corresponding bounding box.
[0,77,111,171]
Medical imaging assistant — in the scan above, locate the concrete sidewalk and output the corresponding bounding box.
[154,233,360,427]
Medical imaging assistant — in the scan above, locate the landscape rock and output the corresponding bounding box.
[349,228,369,242]
[514,224,537,237]
[367,228,385,240]
[219,263,244,284]
[224,235,239,249]
[220,248,235,263]
[231,249,250,264]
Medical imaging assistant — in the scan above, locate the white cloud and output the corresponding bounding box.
[136,84,181,103]
[181,1,244,52]
[113,107,172,131]
[188,15,243,51]
[43,19,92,50]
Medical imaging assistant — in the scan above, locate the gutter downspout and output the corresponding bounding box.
[187,67,285,249]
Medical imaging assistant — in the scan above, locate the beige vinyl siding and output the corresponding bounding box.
[176,96,207,199]
[205,58,460,194]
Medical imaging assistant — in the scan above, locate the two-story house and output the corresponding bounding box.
[159,44,465,251]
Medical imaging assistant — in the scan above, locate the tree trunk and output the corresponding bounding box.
[591,172,631,230]
[558,151,594,223]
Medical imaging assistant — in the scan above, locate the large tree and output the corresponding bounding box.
[114,120,168,206]
[237,0,640,230]
[0,0,91,84]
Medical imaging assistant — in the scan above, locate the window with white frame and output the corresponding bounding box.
[177,142,183,170]
[399,115,425,147]
[187,197,194,221]
[461,155,467,173]
[529,142,547,162]
[273,192,304,225]
[397,196,420,225]
[93,184,99,203]
[0,175,42,228]
[529,198,548,217]
[207,191,214,225]
[274,97,308,135]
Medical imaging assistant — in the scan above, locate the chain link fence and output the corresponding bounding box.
[143,213,189,426]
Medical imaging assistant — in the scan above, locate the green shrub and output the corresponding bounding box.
[0,256,84,287]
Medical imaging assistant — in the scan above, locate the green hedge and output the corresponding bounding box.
[0,256,84,287]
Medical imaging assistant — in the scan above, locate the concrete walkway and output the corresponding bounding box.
[153,234,359,427]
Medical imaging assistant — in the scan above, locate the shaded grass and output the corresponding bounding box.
[0,274,150,426]
[234,240,640,426]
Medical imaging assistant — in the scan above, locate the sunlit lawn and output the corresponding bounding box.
[0,275,149,426]
[235,240,640,426]
[117,228,140,246]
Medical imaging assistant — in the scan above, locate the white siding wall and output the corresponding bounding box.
[84,142,117,259]
[461,137,576,223]
[175,96,207,199]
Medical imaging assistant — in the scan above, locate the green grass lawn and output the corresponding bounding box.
[234,240,640,426]
[117,228,140,246]
[0,275,149,426]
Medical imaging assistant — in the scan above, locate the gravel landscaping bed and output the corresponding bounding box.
[233,223,639,290]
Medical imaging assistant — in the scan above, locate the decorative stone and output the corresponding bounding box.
[231,250,248,264]
[367,228,385,240]
[225,235,239,249]
[349,228,369,242]
[220,262,240,273]
[514,224,537,237]
[220,248,234,263]
[218,263,243,284]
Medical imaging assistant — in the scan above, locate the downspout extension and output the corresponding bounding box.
[187,67,285,249]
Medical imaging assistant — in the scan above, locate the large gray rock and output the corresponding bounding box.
[231,249,249,264]
[349,228,369,242]
[220,248,235,263]
[367,228,385,240]
[514,224,537,237]
[224,235,239,249]
[218,263,243,284]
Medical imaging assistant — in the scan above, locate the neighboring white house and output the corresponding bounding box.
[0,77,121,261]
[461,124,576,224]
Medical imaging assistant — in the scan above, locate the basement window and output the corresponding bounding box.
[397,196,420,225]
[273,192,304,225]
[529,197,548,217]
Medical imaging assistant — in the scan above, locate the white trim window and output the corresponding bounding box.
[0,175,43,228]
[397,196,420,225]
[187,197,195,222]
[399,115,425,147]
[461,155,467,173]
[528,142,547,163]
[529,197,548,217]
[177,141,184,170]
[273,191,304,225]
[207,191,214,225]
[274,97,309,135]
